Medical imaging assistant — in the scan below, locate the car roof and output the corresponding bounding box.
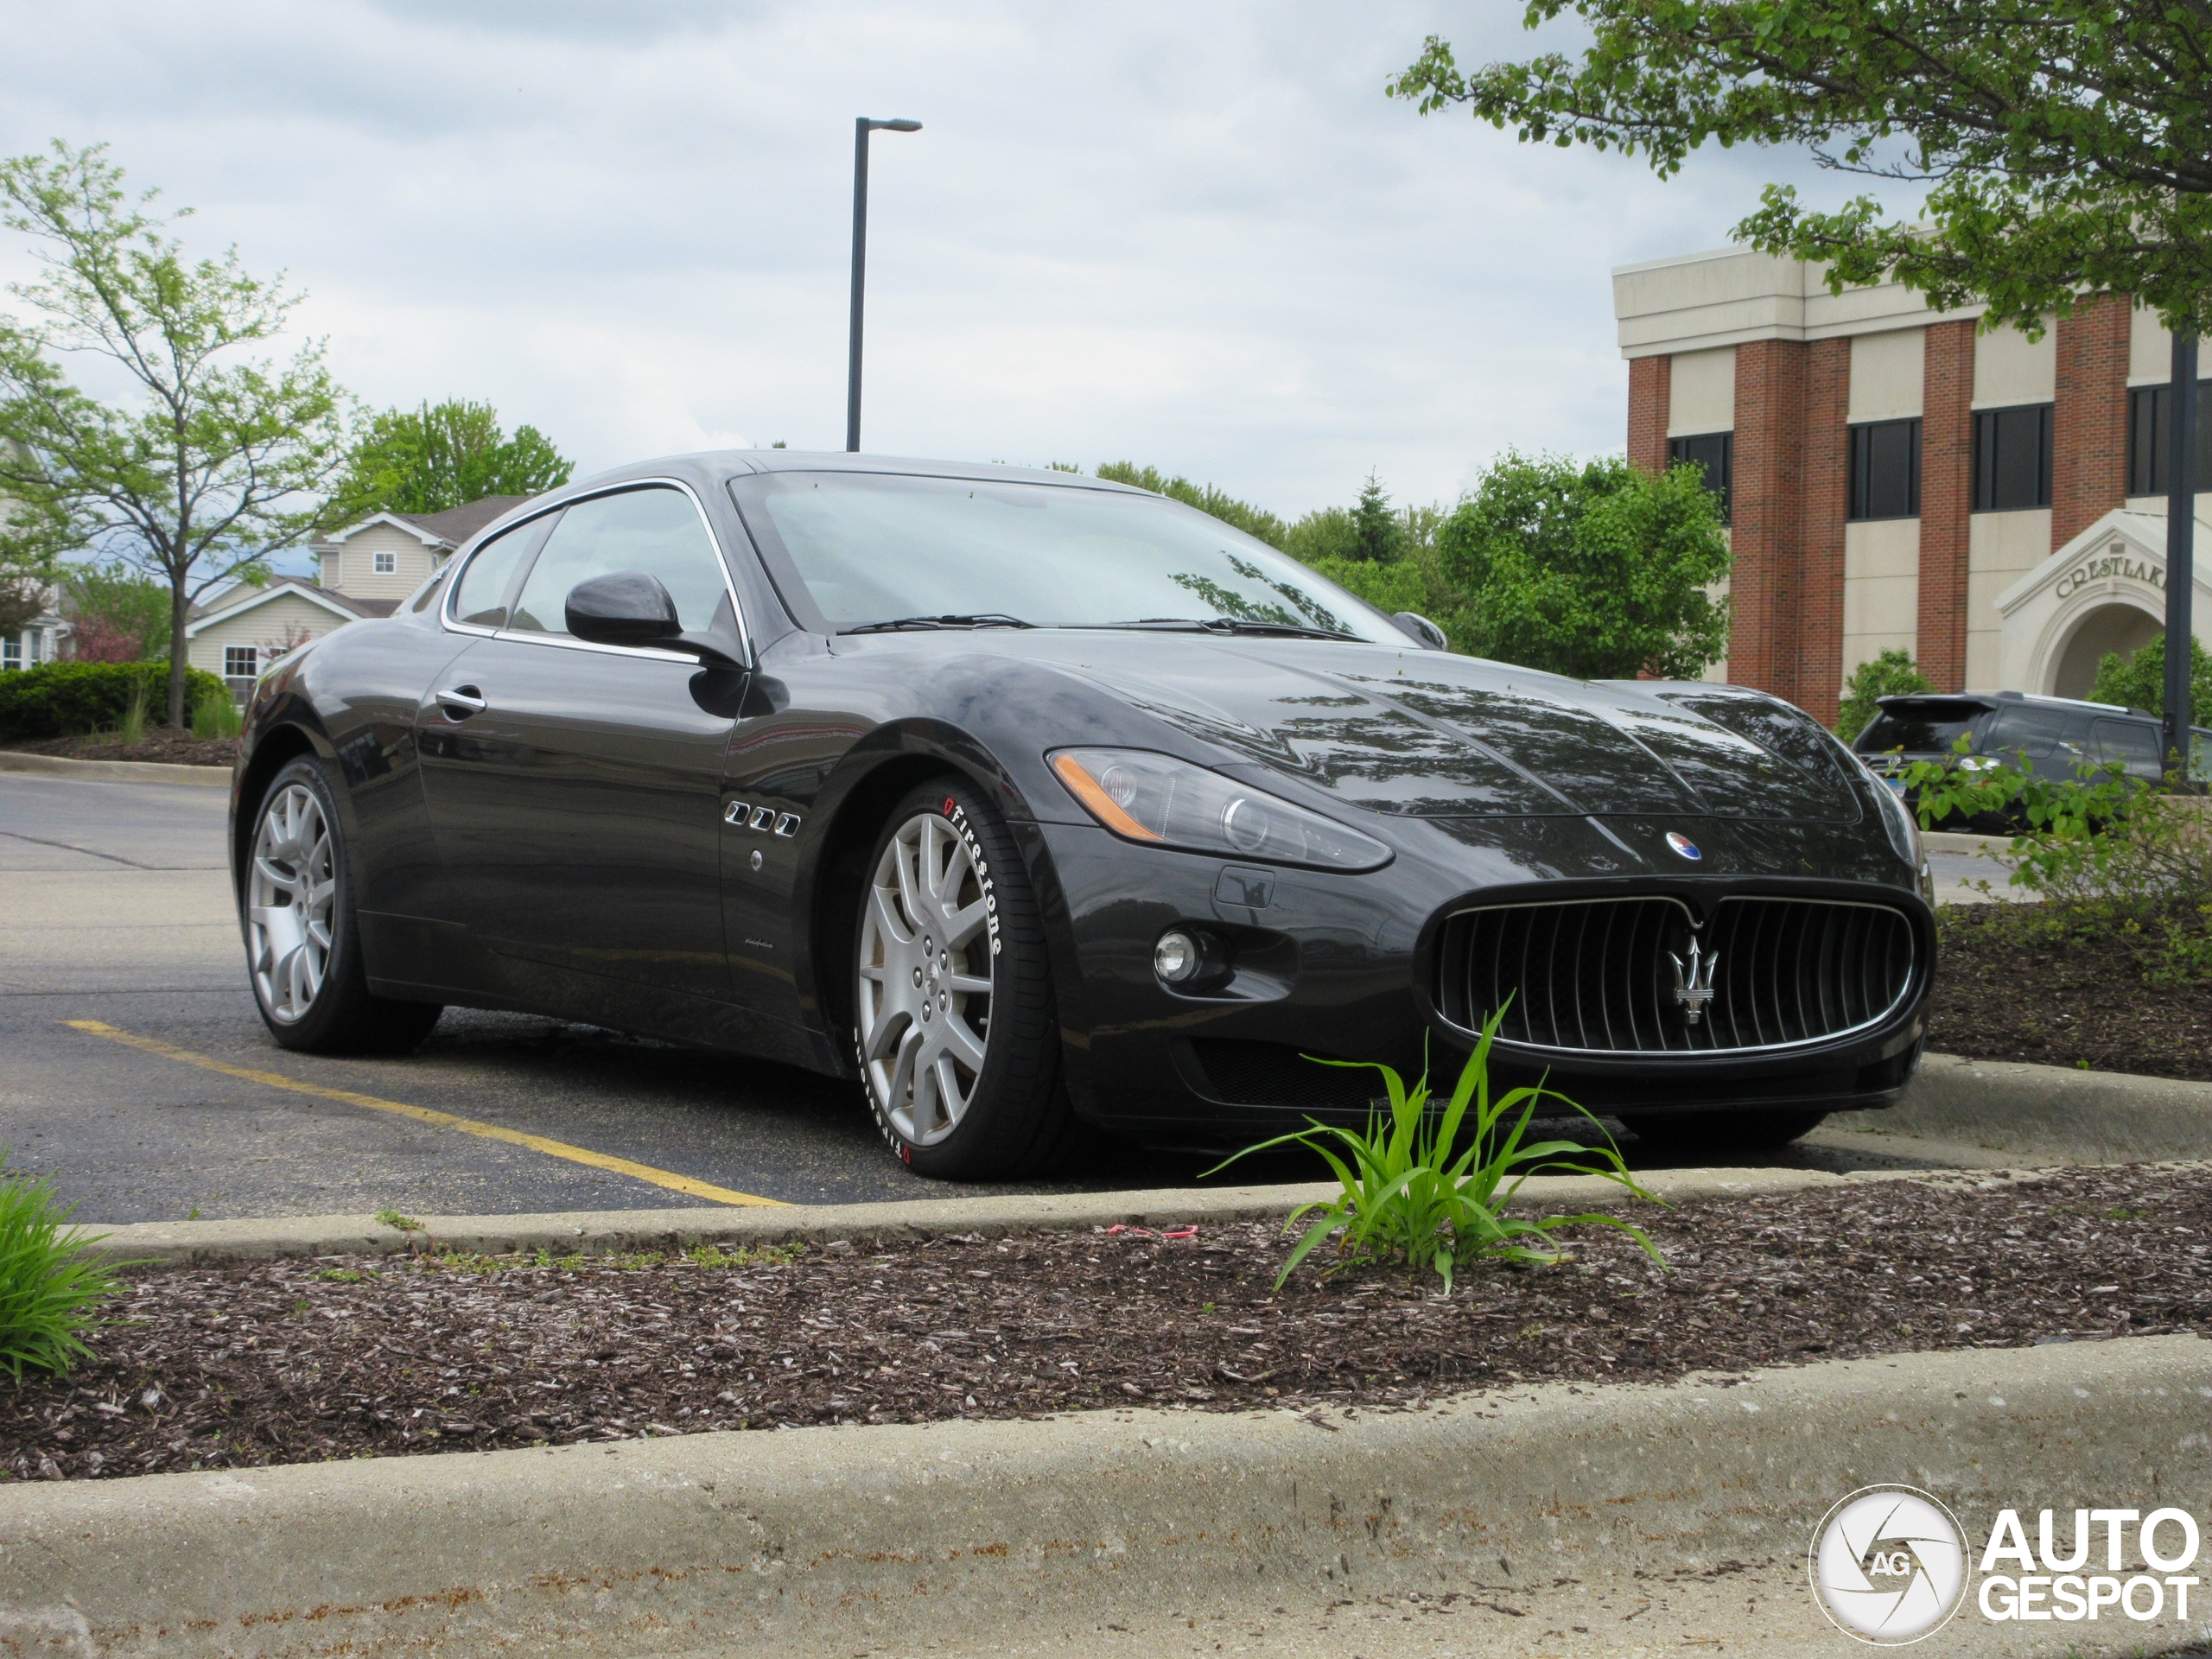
[1874,689,2157,720]
[563,449,1160,497]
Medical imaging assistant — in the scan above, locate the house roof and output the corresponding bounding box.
[393,496,530,547]
[183,578,376,638]
[315,495,531,553]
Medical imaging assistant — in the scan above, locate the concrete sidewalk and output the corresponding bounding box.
[6,1334,2202,1657]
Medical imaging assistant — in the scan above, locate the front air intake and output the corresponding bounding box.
[1434,895,1918,1056]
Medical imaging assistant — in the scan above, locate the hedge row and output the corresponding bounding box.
[0,661,232,739]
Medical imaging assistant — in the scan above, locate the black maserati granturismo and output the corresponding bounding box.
[230,453,1936,1178]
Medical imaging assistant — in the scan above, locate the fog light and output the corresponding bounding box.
[1154,930,1201,983]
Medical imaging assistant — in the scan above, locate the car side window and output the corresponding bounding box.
[506,487,729,638]
[450,518,550,628]
[2089,718,2163,778]
[1983,705,2074,760]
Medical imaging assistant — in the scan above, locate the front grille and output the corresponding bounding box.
[1435,896,1917,1055]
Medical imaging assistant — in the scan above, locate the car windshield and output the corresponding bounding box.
[733,471,1408,644]
[1854,701,1992,754]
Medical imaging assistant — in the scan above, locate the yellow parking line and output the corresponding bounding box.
[63,1019,785,1209]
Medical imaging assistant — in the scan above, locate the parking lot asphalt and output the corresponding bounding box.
[3,770,2021,1225]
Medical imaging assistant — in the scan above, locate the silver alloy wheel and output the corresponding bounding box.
[857,810,995,1147]
[248,783,337,1024]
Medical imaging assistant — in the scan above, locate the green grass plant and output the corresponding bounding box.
[0,1154,130,1381]
[1207,1007,1663,1291]
[189,685,242,740]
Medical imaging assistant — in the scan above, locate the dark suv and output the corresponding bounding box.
[1853,690,2209,827]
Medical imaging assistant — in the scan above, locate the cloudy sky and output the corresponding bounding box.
[0,1,1853,523]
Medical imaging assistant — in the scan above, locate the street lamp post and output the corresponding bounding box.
[848,116,922,454]
[2164,329,2196,774]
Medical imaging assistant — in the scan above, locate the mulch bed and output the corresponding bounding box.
[8,1163,2209,1483]
[3,729,238,767]
[1928,902,2212,1080]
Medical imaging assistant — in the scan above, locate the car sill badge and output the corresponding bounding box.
[1665,831,1701,861]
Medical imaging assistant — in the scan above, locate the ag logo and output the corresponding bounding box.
[1810,1485,1968,1644]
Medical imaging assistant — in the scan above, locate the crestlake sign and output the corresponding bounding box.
[2053,552,2164,601]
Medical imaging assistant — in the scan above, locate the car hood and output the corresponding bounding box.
[1032,637,1860,822]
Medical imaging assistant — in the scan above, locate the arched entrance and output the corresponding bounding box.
[2049,600,2164,699]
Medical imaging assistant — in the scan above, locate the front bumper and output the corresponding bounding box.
[1024,812,1933,1146]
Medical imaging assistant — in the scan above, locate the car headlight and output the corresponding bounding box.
[1049,748,1392,872]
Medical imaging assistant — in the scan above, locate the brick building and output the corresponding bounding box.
[1614,248,2212,724]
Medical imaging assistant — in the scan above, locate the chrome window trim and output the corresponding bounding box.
[1435,893,1921,1058]
[438,477,753,664]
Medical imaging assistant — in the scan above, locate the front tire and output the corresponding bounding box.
[245,756,443,1055]
[853,777,1074,1179]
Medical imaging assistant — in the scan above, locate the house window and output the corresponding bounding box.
[2126,381,2212,496]
[1973,404,2054,512]
[373,550,397,575]
[1668,430,1732,523]
[1848,419,1922,520]
[1,637,19,671]
[224,646,258,680]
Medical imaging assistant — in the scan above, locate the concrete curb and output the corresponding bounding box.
[0,748,231,785]
[85,1166,1866,1266]
[1923,830,2014,854]
[1836,1050,2212,1161]
[5,1334,2204,1656]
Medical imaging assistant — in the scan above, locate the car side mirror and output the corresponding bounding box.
[1392,611,1448,652]
[567,571,683,647]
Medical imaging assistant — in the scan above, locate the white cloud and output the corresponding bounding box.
[0,0,1878,523]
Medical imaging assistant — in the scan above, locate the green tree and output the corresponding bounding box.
[2091,633,2212,724]
[61,561,171,661]
[1389,3,2212,336]
[0,142,346,726]
[329,398,572,523]
[1094,461,1290,547]
[1436,452,1731,680]
[1836,648,1932,741]
[1348,472,1402,563]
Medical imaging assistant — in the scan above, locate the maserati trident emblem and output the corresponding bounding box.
[1665,830,1702,861]
[1668,937,1720,1025]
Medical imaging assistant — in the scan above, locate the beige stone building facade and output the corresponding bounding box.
[1614,249,2212,722]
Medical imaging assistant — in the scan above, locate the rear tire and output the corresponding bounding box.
[853,776,1074,1179]
[245,756,443,1056]
[1628,1108,1829,1159]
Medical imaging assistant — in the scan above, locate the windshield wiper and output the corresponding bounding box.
[840,613,1034,634]
[1080,616,1357,642]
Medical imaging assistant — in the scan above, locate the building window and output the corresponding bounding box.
[1848,418,1921,520]
[1668,430,1732,522]
[2126,381,2212,496]
[373,550,397,575]
[224,646,258,680]
[1,637,19,672]
[1973,404,2053,512]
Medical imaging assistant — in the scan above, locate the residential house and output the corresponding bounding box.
[183,497,525,699]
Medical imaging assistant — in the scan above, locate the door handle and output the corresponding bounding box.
[436,684,488,718]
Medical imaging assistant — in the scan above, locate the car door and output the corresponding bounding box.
[413,483,750,1022]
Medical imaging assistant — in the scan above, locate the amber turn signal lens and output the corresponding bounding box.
[1051,753,1162,842]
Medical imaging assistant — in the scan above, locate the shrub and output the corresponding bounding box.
[62,563,173,661]
[1207,1007,1662,1291]
[0,660,228,738]
[2089,632,2212,723]
[1907,745,2212,982]
[0,1154,128,1381]
[1836,648,1932,741]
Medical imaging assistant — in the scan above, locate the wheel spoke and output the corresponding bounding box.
[945,971,991,995]
[886,1026,922,1116]
[869,883,916,948]
[943,898,988,950]
[940,1017,988,1075]
[891,837,924,932]
[862,995,907,1063]
[933,1055,967,1121]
